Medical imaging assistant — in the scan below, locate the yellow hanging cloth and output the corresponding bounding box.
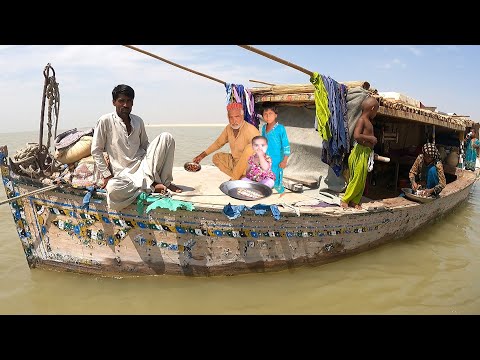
[310,72,331,141]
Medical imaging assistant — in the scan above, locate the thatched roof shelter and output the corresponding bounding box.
[250,82,476,131]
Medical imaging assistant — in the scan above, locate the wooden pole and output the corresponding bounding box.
[249,79,276,86]
[238,45,314,77]
[123,45,226,85]
[0,184,59,206]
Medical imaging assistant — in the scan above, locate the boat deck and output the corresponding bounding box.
[165,165,411,215]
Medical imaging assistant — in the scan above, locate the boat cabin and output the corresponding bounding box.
[250,81,478,201]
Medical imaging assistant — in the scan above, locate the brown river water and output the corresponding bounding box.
[0,127,479,314]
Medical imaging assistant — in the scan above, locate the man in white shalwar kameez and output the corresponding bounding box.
[91,84,181,211]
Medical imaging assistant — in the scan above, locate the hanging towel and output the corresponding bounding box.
[310,72,331,141]
[80,186,97,211]
[368,150,375,172]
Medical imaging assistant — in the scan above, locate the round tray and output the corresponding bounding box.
[401,188,436,203]
[219,180,272,201]
[184,162,201,172]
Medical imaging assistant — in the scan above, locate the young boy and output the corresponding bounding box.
[340,96,378,209]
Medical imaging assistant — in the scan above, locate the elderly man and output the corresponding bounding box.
[193,102,260,180]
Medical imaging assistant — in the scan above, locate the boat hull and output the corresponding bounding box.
[2,150,477,277]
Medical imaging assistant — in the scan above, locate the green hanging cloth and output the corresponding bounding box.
[310,72,331,141]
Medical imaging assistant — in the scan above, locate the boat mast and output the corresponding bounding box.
[238,45,314,77]
[123,45,226,85]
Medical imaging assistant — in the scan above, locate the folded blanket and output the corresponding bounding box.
[54,128,94,150]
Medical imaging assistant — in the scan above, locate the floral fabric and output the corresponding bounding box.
[245,154,275,182]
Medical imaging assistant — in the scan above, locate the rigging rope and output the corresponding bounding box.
[10,63,62,179]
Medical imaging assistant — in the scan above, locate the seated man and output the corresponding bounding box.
[192,102,260,180]
[91,84,181,211]
[409,142,446,196]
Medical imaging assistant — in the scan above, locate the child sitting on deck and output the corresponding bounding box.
[241,136,276,188]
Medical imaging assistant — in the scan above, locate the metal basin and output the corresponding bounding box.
[219,180,272,201]
[401,188,436,203]
[184,162,201,172]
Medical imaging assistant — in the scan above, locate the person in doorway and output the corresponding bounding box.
[409,142,446,197]
[341,96,378,209]
[192,102,260,180]
[241,136,276,188]
[91,84,182,211]
[464,127,479,171]
[260,102,290,193]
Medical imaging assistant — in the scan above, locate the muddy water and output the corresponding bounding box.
[0,128,478,314]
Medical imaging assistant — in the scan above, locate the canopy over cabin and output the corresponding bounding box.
[248,80,478,199]
[249,81,476,131]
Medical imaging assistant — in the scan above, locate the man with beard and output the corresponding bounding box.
[192,102,260,180]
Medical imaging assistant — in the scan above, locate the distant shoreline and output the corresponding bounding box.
[146,123,225,127]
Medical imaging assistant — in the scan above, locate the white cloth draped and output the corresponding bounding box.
[106,133,176,211]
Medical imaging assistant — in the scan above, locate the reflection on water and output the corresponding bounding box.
[0,128,479,314]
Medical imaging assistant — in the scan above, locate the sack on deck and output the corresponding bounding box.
[71,153,109,188]
[54,127,94,164]
[55,136,93,164]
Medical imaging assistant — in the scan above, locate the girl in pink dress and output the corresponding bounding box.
[241,136,276,188]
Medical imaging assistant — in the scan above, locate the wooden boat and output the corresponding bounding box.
[1,62,479,277]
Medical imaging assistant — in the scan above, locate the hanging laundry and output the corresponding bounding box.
[80,186,97,211]
[320,75,349,177]
[225,83,260,129]
[310,72,331,141]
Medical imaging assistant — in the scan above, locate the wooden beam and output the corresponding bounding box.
[377,106,464,131]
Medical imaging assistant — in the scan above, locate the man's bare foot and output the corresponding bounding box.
[153,183,167,194]
[340,200,348,209]
[167,183,182,193]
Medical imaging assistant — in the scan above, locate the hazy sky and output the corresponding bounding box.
[1,45,478,135]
